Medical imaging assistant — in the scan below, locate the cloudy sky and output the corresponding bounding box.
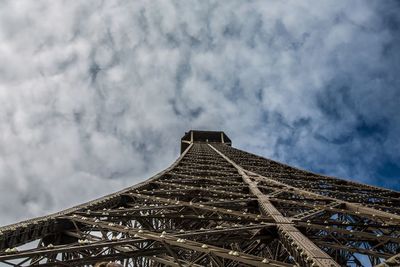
[0,0,399,225]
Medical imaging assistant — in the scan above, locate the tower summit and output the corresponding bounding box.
[0,130,399,267]
[180,130,231,153]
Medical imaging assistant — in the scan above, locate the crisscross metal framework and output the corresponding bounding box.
[0,131,399,267]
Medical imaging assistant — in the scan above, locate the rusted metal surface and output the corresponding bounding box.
[0,131,399,266]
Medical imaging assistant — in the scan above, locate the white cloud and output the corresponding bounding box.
[0,0,399,225]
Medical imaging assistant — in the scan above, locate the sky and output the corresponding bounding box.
[0,0,399,226]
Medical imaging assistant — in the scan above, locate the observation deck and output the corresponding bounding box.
[180,130,231,153]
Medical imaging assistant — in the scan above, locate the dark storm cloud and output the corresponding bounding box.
[0,0,399,225]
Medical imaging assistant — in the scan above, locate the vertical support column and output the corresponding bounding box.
[209,144,340,267]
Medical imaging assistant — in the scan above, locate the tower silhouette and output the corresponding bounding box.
[0,130,399,267]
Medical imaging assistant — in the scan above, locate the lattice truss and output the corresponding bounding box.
[0,142,400,267]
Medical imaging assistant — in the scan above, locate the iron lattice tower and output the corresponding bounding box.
[0,130,399,267]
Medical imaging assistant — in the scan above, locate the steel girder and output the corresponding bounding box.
[0,141,399,267]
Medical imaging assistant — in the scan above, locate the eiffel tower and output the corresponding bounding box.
[0,130,399,267]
